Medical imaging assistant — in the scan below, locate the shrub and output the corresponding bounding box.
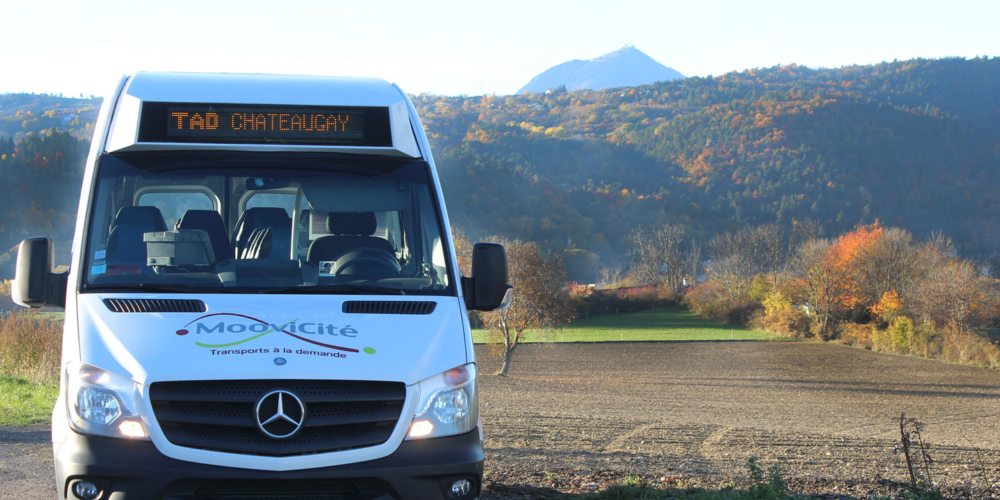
[748,275,773,304]
[726,300,763,327]
[0,311,62,383]
[870,317,936,357]
[572,284,676,318]
[684,281,768,327]
[683,281,729,322]
[889,316,916,354]
[752,307,812,338]
[839,322,874,349]
[940,327,1000,368]
[859,320,999,368]
[871,325,892,353]
[762,290,791,316]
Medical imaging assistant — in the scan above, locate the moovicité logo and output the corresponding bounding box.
[176,313,376,355]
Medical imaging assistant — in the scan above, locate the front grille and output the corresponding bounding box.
[149,380,405,457]
[104,298,206,313]
[342,300,436,315]
[195,479,359,499]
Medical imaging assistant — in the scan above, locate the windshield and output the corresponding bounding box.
[81,152,454,295]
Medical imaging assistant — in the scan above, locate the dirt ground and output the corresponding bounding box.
[475,342,1000,498]
[2,341,998,499]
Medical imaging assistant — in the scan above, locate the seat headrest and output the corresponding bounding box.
[114,206,167,231]
[178,210,231,263]
[177,210,225,229]
[242,207,291,228]
[327,212,376,236]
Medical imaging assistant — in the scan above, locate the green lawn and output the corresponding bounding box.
[35,311,65,321]
[472,307,774,343]
[0,376,58,426]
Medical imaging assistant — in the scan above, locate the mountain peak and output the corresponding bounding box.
[518,46,684,94]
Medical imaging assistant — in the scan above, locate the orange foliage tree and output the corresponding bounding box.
[823,222,885,314]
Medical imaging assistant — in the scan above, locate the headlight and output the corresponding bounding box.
[66,362,148,440]
[406,364,478,440]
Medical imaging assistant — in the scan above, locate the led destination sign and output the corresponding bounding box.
[138,103,392,146]
[170,109,361,136]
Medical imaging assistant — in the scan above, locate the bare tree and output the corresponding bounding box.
[756,224,785,288]
[597,265,625,287]
[707,252,753,300]
[912,258,995,331]
[708,225,785,299]
[626,223,687,290]
[709,224,786,300]
[786,218,821,264]
[481,238,576,376]
[686,239,702,286]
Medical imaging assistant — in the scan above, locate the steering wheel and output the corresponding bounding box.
[333,248,401,278]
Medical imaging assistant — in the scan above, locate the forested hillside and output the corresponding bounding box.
[1,57,999,281]
[0,95,97,275]
[0,132,89,275]
[0,93,101,140]
[417,56,1000,279]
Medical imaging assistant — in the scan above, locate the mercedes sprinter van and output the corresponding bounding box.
[13,72,511,500]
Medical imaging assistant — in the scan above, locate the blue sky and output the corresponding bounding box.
[2,0,998,97]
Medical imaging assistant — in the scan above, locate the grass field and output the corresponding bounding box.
[472,307,774,344]
[0,376,58,426]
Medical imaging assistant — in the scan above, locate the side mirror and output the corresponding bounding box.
[462,242,513,311]
[13,237,68,309]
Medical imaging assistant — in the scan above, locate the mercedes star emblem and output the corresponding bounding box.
[254,389,305,439]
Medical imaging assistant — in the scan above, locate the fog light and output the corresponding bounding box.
[451,478,471,497]
[72,480,101,500]
[408,420,434,438]
[117,419,147,438]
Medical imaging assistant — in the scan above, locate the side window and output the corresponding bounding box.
[138,192,214,228]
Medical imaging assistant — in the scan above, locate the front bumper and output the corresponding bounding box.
[54,427,483,500]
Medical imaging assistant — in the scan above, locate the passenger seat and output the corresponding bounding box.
[231,207,291,259]
[243,226,292,259]
[105,206,168,274]
[176,210,232,264]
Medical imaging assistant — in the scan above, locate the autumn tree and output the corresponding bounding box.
[787,238,853,336]
[819,222,884,316]
[480,238,576,376]
[854,227,920,311]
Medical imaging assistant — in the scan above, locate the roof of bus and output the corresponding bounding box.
[104,72,421,157]
[125,72,406,107]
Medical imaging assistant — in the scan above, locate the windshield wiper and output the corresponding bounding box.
[83,283,239,294]
[260,284,405,295]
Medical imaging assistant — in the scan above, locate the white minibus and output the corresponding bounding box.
[13,71,511,500]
